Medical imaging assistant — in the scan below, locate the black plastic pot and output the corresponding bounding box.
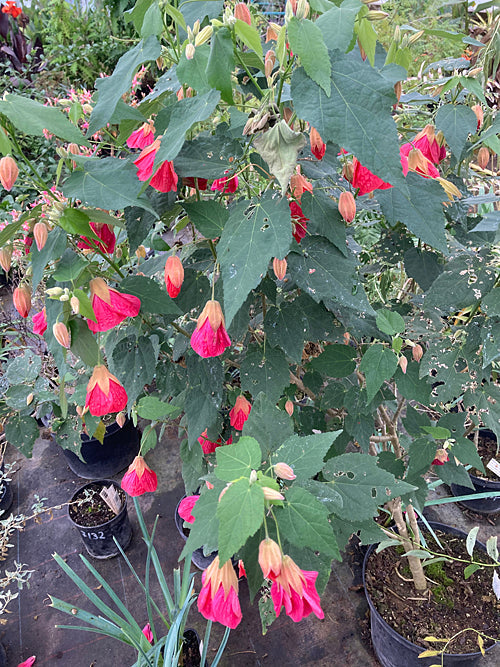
[0,641,6,667]
[363,522,498,666]
[62,417,140,479]
[175,497,217,571]
[182,629,209,667]
[68,480,132,559]
[450,430,500,515]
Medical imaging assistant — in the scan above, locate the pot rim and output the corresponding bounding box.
[362,520,498,659]
[68,478,127,529]
[79,415,134,444]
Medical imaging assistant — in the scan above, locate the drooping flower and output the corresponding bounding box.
[197,556,242,629]
[350,156,392,196]
[273,257,287,281]
[134,138,178,193]
[85,365,128,416]
[13,285,31,318]
[269,555,324,623]
[472,104,483,131]
[238,560,246,578]
[310,127,326,160]
[16,657,36,667]
[258,538,282,580]
[87,277,141,333]
[211,173,238,194]
[127,121,155,150]
[2,1,22,18]
[198,430,232,454]
[0,247,12,273]
[178,495,200,524]
[401,125,446,165]
[164,255,184,298]
[142,623,153,644]
[338,191,356,223]
[289,166,313,201]
[78,222,116,254]
[190,299,231,358]
[289,201,308,243]
[121,455,158,496]
[32,308,47,336]
[432,449,449,466]
[400,147,440,179]
[229,395,252,430]
[477,146,490,170]
[0,155,19,191]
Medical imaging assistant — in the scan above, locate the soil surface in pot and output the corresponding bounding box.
[470,432,499,481]
[69,483,126,527]
[365,529,500,654]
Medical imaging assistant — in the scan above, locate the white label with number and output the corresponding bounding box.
[486,458,500,478]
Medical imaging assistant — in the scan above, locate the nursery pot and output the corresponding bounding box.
[363,522,497,667]
[175,497,217,571]
[182,629,209,667]
[450,430,500,515]
[62,417,140,479]
[68,479,132,559]
[0,641,6,667]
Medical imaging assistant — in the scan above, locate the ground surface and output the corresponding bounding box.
[3,425,499,667]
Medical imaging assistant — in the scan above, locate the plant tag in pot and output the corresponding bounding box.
[486,459,500,478]
[100,486,121,514]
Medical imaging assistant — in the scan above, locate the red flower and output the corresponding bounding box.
[88,277,141,333]
[403,125,446,164]
[183,177,208,191]
[197,556,242,629]
[134,139,178,193]
[289,166,312,201]
[229,395,251,430]
[269,555,324,623]
[190,299,231,358]
[2,1,22,18]
[238,560,246,578]
[400,147,440,179]
[178,495,200,524]
[32,308,47,336]
[289,200,308,243]
[78,222,116,254]
[127,122,155,150]
[164,255,184,298]
[85,365,128,416]
[211,173,238,194]
[198,430,232,454]
[17,657,36,667]
[142,623,153,644]
[350,157,392,196]
[13,285,31,318]
[310,127,326,160]
[432,448,449,466]
[121,455,158,496]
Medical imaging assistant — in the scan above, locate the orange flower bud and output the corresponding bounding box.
[285,399,294,416]
[412,344,423,362]
[273,257,287,281]
[67,143,80,156]
[282,106,293,126]
[0,156,19,191]
[0,246,12,273]
[115,412,126,428]
[471,104,483,130]
[33,222,48,251]
[135,245,146,259]
[164,255,184,298]
[234,2,251,25]
[274,462,296,480]
[342,161,354,183]
[338,191,356,223]
[265,50,276,78]
[53,322,71,348]
[258,538,282,579]
[13,285,31,318]
[398,356,407,374]
[394,81,402,102]
[477,146,490,170]
[262,487,284,501]
[266,25,279,42]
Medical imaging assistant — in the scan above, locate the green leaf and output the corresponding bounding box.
[141,0,163,37]
[52,249,87,282]
[482,288,500,317]
[451,437,485,473]
[0,125,12,155]
[291,50,402,186]
[421,426,451,439]
[377,174,447,253]
[136,396,181,420]
[119,275,181,318]
[278,487,340,559]
[288,17,331,96]
[310,344,357,378]
[154,90,220,166]
[404,248,443,291]
[242,393,294,457]
[111,335,158,409]
[4,415,40,458]
[316,0,362,53]
[0,93,88,145]
[218,193,292,326]
[185,356,224,448]
[179,0,224,26]
[271,432,341,483]
[464,562,482,579]
[435,104,477,159]
[300,190,347,255]
[163,1,186,30]
[486,535,498,563]
[31,226,68,291]
[176,46,211,93]
[124,190,176,252]
[181,487,220,559]
[394,362,431,404]
[240,345,290,405]
[175,131,243,178]
[234,19,263,60]
[139,427,157,455]
[481,320,500,367]
[253,120,306,194]
[87,36,161,135]
[216,436,262,482]
[288,236,375,315]
[206,28,235,105]
[359,344,398,403]
[376,309,405,336]
[69,319,99,366]
[217,479,264,563]
[322,452,417,521]
[72,289,96,322]
[63,158,158,216]
[182,200,228,238]
[0,218,23,246]
[355,6,377,66]
[466,526,479,557]
[58,208,95,236]
[263,303,308,364]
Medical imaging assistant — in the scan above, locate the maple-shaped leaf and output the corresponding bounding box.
[253,120,306,194]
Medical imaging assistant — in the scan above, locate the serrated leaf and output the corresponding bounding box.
[217,479,264,562]
[69,319,99,367]
[136,396,181,420]
[140,427,157,455]
[288,17,331,95]
[185,356,224,448]
[263,303,308,363]
[175,127,243,177]
[4,415,40,458]
[316,0,362,53]
[119,275,181,318]
[182,200,228,238]
[181,488,221,559]
[177,46,211,93]
[216,436,262,482]
[254,120,306,194]
[359,344,398,403]
[52,249,87,283]
[395,363,431,405]
[240,345,290,405]
[218,193,292,326]
[278,487,340,559]
[31,226,68,290]
[206,28,235,104]
[404,247,443,292]
[451,437,485,473]
[271,432,341,483]
[72,289,96,322]
[300,189,347,255]
[242,392,294,457]
[111,335,158,409]
[435,104,477,159]
[376,309,405,336]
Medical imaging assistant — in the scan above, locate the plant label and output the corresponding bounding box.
[486,458,500,478]
[100,485,121,514]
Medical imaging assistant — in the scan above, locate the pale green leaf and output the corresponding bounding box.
[316,0,362,53]
[435,104,478,159]
[253,120,306,194]
[216,436,262,482]
[288,17,331,95]
[359,344,398,403]
[217,479,264,562]
[271,432,341,483]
